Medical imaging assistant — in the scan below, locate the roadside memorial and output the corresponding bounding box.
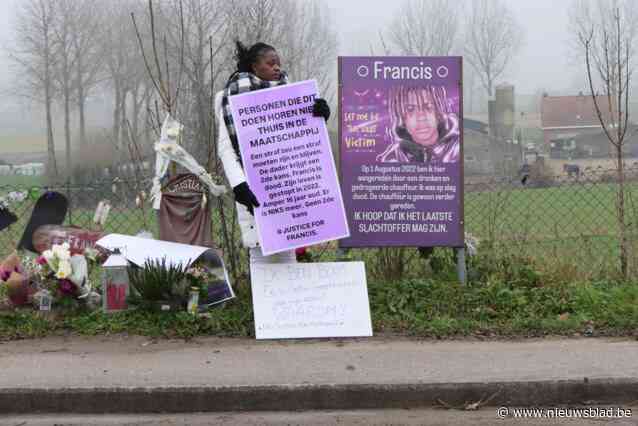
[1,243,102,309]
[96,234,234,310]
[338,57,464,249]
[228,80,349,255]
[250,261,372,339]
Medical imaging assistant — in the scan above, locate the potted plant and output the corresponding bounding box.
[127,258,189,311]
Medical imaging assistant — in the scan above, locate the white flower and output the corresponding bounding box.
[42,249,55,266]
[56,259,72,279]
[52,243,71,261]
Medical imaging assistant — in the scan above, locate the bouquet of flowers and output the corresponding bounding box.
[28,243,101,307]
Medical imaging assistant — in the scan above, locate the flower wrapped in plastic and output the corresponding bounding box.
[32,244,101,307]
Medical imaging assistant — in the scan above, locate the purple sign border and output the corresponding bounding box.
[337,56,465,248]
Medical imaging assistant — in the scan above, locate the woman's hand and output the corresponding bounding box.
[232,182,260,215]
[312,98,330,121]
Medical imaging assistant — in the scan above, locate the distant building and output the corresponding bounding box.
[540,94,623,159]
[463,118,492,175]
[487,84,522,174]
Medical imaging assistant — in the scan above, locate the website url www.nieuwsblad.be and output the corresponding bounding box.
[497,406,633,419]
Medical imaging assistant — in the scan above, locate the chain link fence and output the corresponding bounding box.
[2,168,637,279]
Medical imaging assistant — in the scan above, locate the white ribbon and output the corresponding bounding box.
[151,114,227,210]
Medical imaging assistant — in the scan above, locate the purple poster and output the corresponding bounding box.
[339,57,463,247]
[229,80,350,255]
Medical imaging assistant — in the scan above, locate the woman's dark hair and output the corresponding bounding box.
[234,41,276,73]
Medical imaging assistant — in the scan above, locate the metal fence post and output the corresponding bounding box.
[456,247,467,284]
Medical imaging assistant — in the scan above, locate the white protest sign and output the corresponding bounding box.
[250,261,372,339]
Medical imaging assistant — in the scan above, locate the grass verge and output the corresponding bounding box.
[1,277,637,340]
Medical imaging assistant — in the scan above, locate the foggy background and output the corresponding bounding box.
[0,0,611,178]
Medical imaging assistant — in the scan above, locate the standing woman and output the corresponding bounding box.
[216,41,330,265]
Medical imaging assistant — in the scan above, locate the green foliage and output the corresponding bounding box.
[1,276,638,340]
[368,275,638,337]
[469,250,542,288]
[2,244,638,340]
[127,258,189,308]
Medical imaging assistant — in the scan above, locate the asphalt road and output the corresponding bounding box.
[3,408,637,426]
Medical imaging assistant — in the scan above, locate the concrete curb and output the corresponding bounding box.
[2,379,638,414]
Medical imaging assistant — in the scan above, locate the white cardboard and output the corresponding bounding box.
[250,261,373,339]
[96,234,210,269]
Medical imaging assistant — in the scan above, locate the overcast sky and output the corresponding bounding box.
[325,0,576,94]
[0,0,577,96]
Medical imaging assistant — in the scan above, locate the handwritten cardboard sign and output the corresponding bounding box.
[250,261,372,339]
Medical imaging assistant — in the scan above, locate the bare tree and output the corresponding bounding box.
[104,0,148,149]
[464,0,523,97]
[229,0,338,101]
[9,0,58,179]
[52,0,77,178]
[575,2,635,277]
[160,0,232,160]
[569,0,638,71]
[385,0,460,56]
[69,0,104,147]
[280,0,338,102]
[230,0,285,48]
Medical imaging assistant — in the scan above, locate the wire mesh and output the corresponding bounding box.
[1,168,635,278]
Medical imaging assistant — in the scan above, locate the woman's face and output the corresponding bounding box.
[252,50,282,81]
[403,91,438,147]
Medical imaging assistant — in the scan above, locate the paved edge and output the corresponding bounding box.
[1,379,637,414]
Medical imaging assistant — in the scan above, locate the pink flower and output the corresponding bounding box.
[36,256,48,265]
